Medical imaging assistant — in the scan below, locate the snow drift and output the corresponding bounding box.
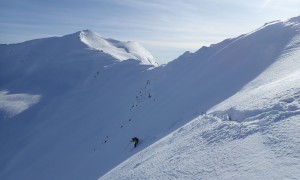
[1,16,300,180]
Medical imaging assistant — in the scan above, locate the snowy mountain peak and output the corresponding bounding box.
[78,30,159,66]
[287,15,300,23]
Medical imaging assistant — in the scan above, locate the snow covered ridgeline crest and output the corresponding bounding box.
[100,16,300,179]
[79,30,158,66]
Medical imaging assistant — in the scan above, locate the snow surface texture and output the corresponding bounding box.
[101,16,300,179]
[1,16,300,180]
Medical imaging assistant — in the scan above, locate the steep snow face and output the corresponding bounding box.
[100,17,300,179]
[79,30,158,66]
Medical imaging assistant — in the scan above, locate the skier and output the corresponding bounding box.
[131,137,139,148]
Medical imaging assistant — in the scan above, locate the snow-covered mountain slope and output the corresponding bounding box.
[79,30,158,66]
[0,29,157,117]
[0,30,159,179]
[100,16,300,179]
[1,16,300,180]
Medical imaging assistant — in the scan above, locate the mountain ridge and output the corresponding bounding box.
[100,16,300,179]
[0,15,300,180]
[77,29,158,66]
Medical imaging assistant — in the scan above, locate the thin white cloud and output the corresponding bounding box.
[0,91,41,118]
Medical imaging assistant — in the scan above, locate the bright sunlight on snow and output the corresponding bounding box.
[1,15,300,180]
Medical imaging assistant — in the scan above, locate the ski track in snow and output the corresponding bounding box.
[100,17,300,179]
[101,90,300,179]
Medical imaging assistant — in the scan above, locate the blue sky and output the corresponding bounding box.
[0,0,299,64]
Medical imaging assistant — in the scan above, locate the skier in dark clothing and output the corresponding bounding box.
[131,137,139,148]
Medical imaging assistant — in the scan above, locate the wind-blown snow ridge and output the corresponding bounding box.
[79,30,158,66]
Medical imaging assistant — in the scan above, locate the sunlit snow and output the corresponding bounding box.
[1,15,300,180]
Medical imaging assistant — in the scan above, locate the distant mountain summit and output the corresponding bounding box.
[287,15,300,23]
[0,29,158,101]
[78,30,158,66]
[0,29,158,67]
